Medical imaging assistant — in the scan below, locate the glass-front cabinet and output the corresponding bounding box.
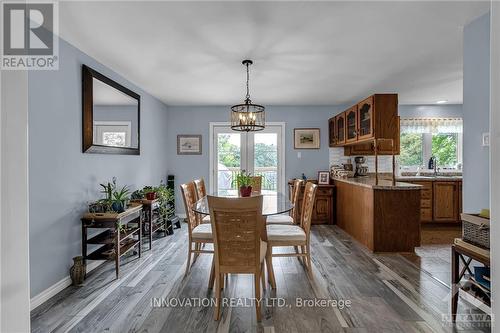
[328,117,336,147]
[357,97,373,139]
[346,106,358,143]
[336,112,346,145]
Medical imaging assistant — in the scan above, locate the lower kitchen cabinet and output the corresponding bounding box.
[405,179,462,223]
[289,181,335,225]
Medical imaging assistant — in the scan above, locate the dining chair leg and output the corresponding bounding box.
[294,246,303,265]
[254,272,262,322]
[306,244,313,274]
[193,243,200,262]
[260,262,266,290]
[208,256,215,289]
[266,247,276,289]
[184,243,192,276]
[220,273,225,290]
[214,274,221,320]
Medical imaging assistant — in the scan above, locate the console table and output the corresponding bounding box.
[81,203,143,278]
[452,238,490,322]
[133,199,171,250]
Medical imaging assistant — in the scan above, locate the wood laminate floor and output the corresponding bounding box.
[31,225,490,333]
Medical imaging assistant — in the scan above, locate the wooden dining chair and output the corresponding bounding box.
[180,182,214,277]
[208,195,267,321]
[194,178,211,224]
[266,178,304,225]
[237,176,262,195]
[266,182,317,287]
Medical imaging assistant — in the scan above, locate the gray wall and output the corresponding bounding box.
[28,39,169,297]
[463,12,490,213]
[399,104,463,118]
[166,106,344,214]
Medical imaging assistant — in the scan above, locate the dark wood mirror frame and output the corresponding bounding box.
[82,64,141,155]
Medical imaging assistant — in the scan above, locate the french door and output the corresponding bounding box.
[209,123,285,196]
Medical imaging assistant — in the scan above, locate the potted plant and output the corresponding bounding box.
[143,186,157,200]
[153,182,174,219]
[236,170,253,197]
[111,185,130,213]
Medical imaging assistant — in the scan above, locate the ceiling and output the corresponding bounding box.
[59,1,490,106]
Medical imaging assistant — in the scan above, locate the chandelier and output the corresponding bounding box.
[230,60,265,132]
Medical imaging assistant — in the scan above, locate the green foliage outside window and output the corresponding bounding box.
[400,133,423,166]
[432,133,458,166]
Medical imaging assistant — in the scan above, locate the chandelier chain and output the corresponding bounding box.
[245,62,250,101]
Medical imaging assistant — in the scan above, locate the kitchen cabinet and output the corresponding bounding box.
[289,181,334,225]
[328,117,335,147]
[433,181,459,222]
[405,179,462,223]
[328,94,400,155]
[346,106,358,143]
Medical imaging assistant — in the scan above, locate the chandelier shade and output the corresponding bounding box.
[230,60,265,132]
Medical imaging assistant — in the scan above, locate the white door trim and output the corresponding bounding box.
[209,122,286,195]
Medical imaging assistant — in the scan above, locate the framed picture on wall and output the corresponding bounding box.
[294,128,320,149]
[177,135,202,155]
[317,171,330,185]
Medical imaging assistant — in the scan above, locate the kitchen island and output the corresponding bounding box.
[334,177,421,252]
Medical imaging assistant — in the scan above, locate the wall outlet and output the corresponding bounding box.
[297,152,302,159]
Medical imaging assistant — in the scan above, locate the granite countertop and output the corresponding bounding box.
[332,177,422,190]
[396,175,463,181]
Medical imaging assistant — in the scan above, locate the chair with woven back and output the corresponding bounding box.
[180,182,214,277]
[265,181,318,288]
[266,178,304,225]
[194,178,211,224]
[208,195,267,321]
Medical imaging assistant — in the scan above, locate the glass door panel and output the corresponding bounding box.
[215,131,244,196]
[358,98,373,139]
[337,114,345,144]
[346,107,357,142]
[252,132,278,195]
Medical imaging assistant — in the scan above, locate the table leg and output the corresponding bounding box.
[149,205,153,250]
[139,213,142,258]
[115,223,121,279]
[82,222,87,278]
[451,246,459,322]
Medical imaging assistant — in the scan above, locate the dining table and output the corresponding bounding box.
[192,192,294,217]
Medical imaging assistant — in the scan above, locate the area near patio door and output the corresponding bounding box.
[209,123,285,196]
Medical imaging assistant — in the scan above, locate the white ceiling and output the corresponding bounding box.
[59,1,490,106]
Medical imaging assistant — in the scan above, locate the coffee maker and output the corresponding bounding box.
[354,156,368,177]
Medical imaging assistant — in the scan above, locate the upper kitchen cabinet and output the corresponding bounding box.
[328,94,399,155]
[328,117,335,147]
[346,106,358,143]
[357,96,373,140]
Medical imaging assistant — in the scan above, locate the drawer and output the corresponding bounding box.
[420,199,432,208]
[421,208,432,221]
[421,189,432,199]
[317,188,333,196]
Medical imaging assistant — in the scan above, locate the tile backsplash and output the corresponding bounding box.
[329,147,395,173]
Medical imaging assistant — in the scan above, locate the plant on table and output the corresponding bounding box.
[236,170,254,197]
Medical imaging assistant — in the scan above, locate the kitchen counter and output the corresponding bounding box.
[333,176,422,190]
[334,177,421,252]
[397,175,462,181]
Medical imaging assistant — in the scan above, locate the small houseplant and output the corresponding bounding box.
[111,185,130,213]
[236,170,253,197]
[143,186,157,200]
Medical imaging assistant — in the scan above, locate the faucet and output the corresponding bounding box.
[429,156,438,175]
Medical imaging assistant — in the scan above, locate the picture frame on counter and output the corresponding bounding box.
[294,128,320,149]
[317,171,330,185]
[177,135,202,155]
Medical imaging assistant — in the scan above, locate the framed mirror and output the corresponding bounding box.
[82,65,140,155]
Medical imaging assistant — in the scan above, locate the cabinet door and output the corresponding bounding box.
[357,97,374,140]
[433,181,458,222]
[329,117,336,147]
[346,106,358,143]
[336,113,346,145]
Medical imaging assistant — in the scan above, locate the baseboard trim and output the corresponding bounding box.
[30,260,104,310]
[178,213,186,219]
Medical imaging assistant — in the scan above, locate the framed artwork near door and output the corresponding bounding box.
[294,128,320,149]
[177,135,202,155]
